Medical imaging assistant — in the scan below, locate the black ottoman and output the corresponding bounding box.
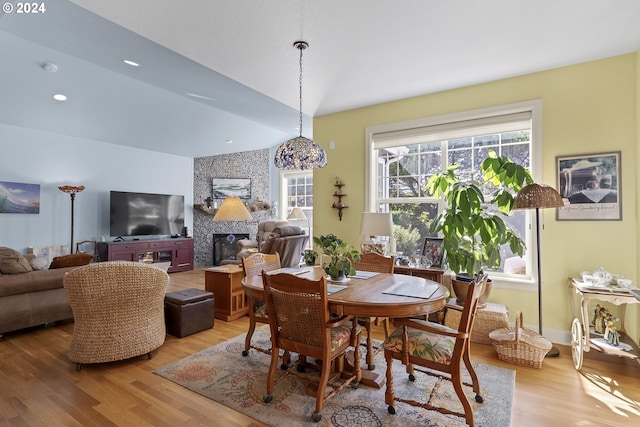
[165,288,214,338]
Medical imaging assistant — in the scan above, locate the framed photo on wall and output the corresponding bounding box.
[0,181,40,214]
[556,151,621,221]
[211,178,251,199]
[422,237,444,268]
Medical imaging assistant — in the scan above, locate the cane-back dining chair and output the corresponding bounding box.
[383,272,488,426]
[262,272,361,423]
[241,252,282,359]
[350,252,395,370]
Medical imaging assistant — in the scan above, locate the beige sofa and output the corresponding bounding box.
[0,247,91,336]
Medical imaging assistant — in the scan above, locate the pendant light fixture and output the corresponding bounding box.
[274,41,327,170]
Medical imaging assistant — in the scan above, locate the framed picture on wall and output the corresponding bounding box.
[556,151,621,221]
[0,181,40,214]
[422,237,444,268]
[212,178,251,199]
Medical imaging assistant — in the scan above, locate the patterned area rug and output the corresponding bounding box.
[154,326,513,426]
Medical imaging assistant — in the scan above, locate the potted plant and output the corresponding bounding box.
[302,249,318,266]
[425,150,533,305]
[313,234,360,281]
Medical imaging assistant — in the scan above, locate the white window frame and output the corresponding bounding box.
[365,100,542,290]
[279,170,313,242]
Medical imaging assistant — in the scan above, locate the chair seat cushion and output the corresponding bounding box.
[254,301,268,320]
[383,321,455,365]
[331,324,355,350]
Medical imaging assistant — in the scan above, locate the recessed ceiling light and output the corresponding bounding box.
[225,139,233,144]
[123,59,140,67]
[42,62,58,73]
[53,94,67,101]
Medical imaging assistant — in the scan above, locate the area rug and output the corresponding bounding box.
[154,326,514,426]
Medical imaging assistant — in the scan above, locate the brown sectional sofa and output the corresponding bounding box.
[0,248,91,336]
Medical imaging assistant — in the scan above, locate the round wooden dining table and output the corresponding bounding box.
[242,266,449,319]
[241,266,450,388]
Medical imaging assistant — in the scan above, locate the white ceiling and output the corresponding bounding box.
[1,0,640,159]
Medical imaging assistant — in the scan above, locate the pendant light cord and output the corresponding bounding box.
[297,43,304,137]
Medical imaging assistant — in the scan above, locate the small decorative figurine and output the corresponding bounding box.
[604,320,620,346]
[592,304,602,330]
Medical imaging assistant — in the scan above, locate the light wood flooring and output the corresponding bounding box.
[1,268,638,426]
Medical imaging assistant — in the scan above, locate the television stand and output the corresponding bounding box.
[97,238,194,273]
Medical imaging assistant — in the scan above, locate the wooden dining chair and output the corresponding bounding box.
[382,272,488,427]
[76,240,99,262]
[262,272,361,423]
[351,252,395,370]
[241,252,282,359]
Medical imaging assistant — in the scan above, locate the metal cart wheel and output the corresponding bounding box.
[571,318,584,371]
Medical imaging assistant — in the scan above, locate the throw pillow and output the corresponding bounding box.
[0,246,33,274]
[29,256,49,271]
[49,253,94,269]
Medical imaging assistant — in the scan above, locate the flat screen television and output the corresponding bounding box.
[110,191,185,237]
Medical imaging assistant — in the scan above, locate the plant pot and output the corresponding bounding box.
[452,275,492,309]
[329,270,346,282]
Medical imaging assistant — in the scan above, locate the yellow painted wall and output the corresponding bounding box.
[312,53,638,342]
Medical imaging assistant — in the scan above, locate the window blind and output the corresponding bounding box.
[371,111,532,149]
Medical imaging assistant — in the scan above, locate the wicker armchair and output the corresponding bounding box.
[241,253,284,361]
[383,273,488,427]
[262,272,361,423]
[351,252,395,370]
[63,261,169,371]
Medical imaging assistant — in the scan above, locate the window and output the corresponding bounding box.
[280,170,313,244]
[365,101,542,285]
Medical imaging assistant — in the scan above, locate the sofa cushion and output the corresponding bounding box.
[0,247,33,274]
[29,256,49,271]
[49,253,93,269]
[0,266,77,298]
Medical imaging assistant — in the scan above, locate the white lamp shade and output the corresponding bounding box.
[212,197,253,221]
[287,206,307,221]
[360,212,393,237]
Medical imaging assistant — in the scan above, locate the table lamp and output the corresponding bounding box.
[360,212,393,255]
[287,206,311,249]
[213,197,253,221]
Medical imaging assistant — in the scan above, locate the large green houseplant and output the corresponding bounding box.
[313,234,360,281]
[426,150,533,302]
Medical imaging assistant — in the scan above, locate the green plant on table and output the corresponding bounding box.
[313,234,360,279]
[302,249,318,265]
[426,150,533,277]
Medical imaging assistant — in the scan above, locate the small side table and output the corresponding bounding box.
[204,265,249,321]
[444,300,509,345]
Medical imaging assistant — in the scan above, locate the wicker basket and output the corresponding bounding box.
[489,311,552,368]
[445,302,509,345]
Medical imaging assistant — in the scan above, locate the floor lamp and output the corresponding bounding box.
[513,183,564,357]
[58,185,85,254]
